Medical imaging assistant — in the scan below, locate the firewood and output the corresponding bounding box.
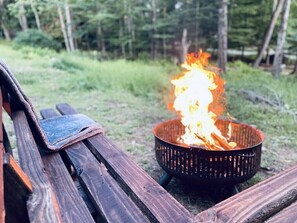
[211,132,233,150]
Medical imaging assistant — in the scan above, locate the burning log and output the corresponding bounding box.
[211,132,234,150]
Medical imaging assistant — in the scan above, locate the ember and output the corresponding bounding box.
[171,51,236,150]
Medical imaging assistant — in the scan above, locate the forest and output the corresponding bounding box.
[1,0,297,77]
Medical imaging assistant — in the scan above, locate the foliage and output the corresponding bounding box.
[0,0,296,71]
[13,29,62,51]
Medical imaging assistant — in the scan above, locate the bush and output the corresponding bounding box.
[13,29,62,51]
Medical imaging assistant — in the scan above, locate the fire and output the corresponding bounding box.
[171,51,236,150]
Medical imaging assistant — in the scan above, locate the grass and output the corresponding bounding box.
[226,61,297,172]
[1,41,297,213]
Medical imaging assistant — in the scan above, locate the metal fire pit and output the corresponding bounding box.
[154,119,265,187]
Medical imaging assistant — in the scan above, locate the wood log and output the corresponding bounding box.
[211,132,232,150]
[239,89,284,108]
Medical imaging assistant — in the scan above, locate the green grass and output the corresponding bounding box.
[226,61,297,172]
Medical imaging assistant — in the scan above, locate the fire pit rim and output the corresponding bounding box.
[153,118,265,152]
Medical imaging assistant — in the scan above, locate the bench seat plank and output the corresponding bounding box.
[12,111,62,223]
[41,108,149,223]
[265,201,297,223]
[42,153,95,223]
[56,103,192,223]
[194,164,297,222]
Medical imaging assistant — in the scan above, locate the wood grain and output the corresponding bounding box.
[194,164,297,223]
[0,146,4,223]
[56,103,192,223]
[41,152,95,223]
[41,107,149,223]
[265,201,297,223]
[0,86,3,142]
[3,153,33,193]
[12,111,63,223]
[3,153,31,223]
[0,87,5,223]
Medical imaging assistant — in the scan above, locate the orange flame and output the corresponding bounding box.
[171,51,236,150]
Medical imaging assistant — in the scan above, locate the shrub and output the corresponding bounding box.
[13,29,62,51]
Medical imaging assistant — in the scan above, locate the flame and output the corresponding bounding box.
[171,51,236,150]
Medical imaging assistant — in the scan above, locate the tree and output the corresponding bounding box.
[56,1,70,51]
[151,0,157,59]
[0,1,11,40]
[228,0,261,58]
[218,0,228,74]
[253,0,285,68]
[64,1,75,51]
[29,0,41,30]
[56,0,75,52]
[180,28,191,63]
[272,0,291,78]
[18,1,28,31]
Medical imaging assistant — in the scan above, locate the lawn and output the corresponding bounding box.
[1,41,297,213]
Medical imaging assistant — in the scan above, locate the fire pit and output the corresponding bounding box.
[154,119,264,187]
[154,51,265,188]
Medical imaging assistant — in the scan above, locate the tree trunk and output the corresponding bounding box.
[119,19,126,58]
[151,0,157,60]
[272,0,291,78]
[194,0,200,52]
[18,2,28,31]
[30,0,41,30]
[162,6,167,58]
[294,56,297,75]
[97,22,106,54]
[57,2,70,51]
[253,0,285,68]
[64,2,75,51]
[0,21,11,40]
[218,0,228,74]
[266,48,270,65]
[95,2,106,54]
[127,3,133,58]
[180,28,191,64]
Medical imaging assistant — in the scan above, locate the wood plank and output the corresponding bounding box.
[0,146,4,223]
[37,108,95,222]
[3,124,13,155]
[0,86,5,223]
[12,111,63,223]
[3,153,33,193]
[265,201,297,223]
[41,153,95,223]
[56,103,192,223]
[3,153,31,223]
[0,86,3,142]
[194,164,297,222]
[41,108,149,223]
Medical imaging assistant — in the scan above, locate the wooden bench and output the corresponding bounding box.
[1,84,297,222]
